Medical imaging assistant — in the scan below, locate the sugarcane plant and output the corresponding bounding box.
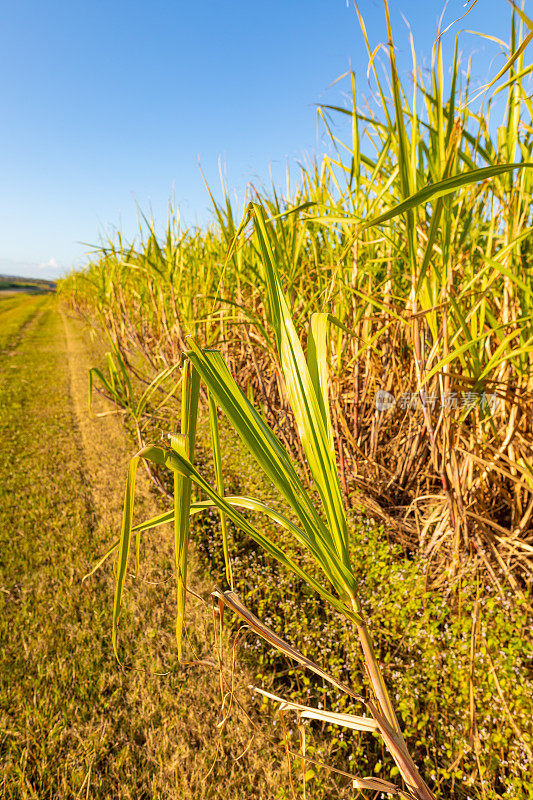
[64,0,533,584]
[105,205,433,799]
[83,3,533,794]
[102,163,527,796]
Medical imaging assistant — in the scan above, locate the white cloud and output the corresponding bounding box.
[37,257,58,271]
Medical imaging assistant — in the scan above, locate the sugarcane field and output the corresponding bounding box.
[1,2,532,798]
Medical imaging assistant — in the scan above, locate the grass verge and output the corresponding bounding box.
[0,294,286,799]
[0,292,48,351]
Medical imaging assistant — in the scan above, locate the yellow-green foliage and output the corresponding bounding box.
[58,3,533,798]
[60,3,533,573]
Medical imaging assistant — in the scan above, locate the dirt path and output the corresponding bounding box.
[0,295,281,800]
[60,307,158,560]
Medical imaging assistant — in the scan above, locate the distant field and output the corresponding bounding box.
[0,291,49,351]
[0,274,56,293]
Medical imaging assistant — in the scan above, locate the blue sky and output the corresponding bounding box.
[0,0,517,279]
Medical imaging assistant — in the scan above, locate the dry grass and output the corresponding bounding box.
[0,295,291,799]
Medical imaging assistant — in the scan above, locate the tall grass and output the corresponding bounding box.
[104,203,437,798]
[61,2,533,584]
[61,2,533,795]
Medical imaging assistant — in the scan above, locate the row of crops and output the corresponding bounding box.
[59,4,533,798]
[61,4,533,584]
